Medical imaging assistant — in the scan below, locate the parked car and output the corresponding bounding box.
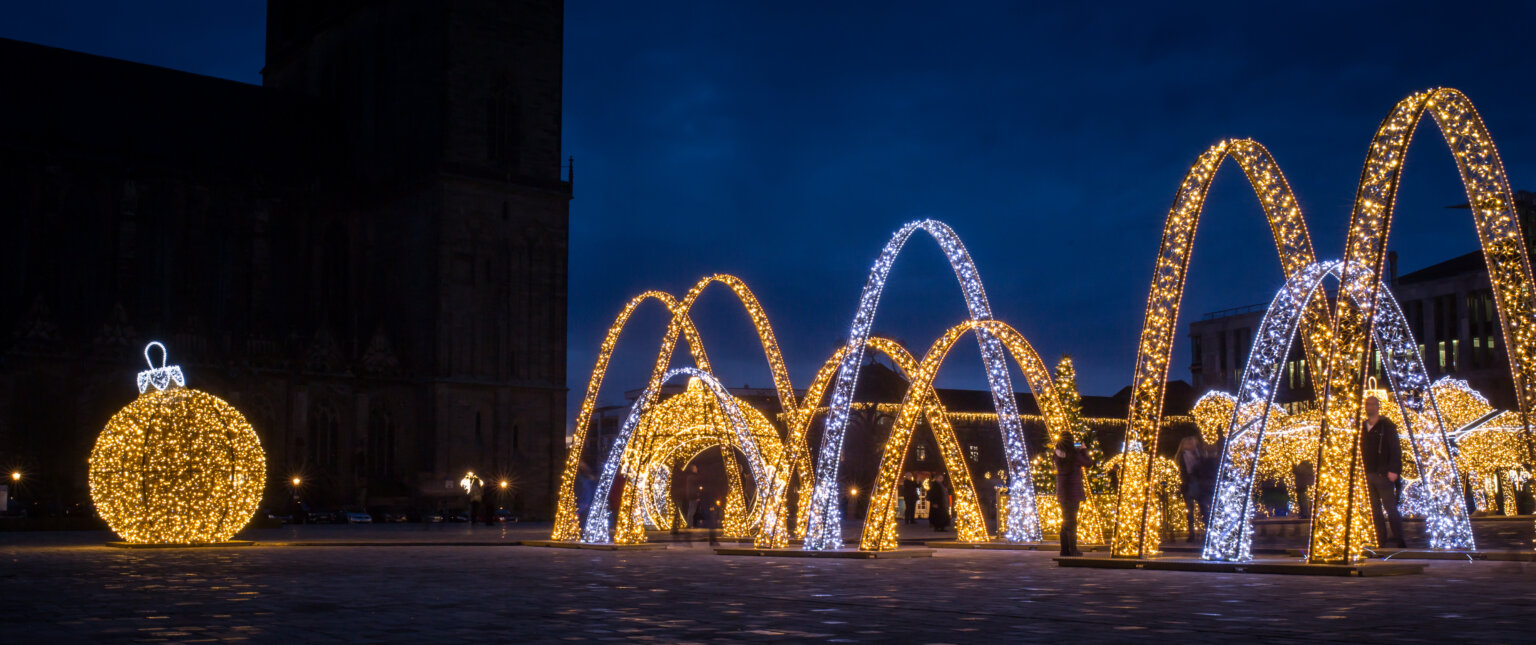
[307,509,338,524]
[343,509,372,524]
[494,509,517,523]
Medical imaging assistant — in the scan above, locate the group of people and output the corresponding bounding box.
[899,472,954,531]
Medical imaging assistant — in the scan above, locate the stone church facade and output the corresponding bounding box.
[0,0,570,518]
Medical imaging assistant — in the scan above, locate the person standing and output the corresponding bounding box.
[1176,436,1205,542]
[928,473,952,532]
[681,465,704,528]
[1361,396,1407,548]
[977,472,999,535]
[1292,460,1315,519]
[1054,434,1093,557]
[465,473,484,526]
[901,474,921,525]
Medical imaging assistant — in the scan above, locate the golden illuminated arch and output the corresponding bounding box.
[554,275,801,541]
[778,337,965,540]
[1310,87,1536,563]
[860,319,1071,550]
[624,378,785,536]
[1116,138,1324,557]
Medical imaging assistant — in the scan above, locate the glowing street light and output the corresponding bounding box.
[499,480,509,489]
[291,477,302,487]
[10,471,19,482]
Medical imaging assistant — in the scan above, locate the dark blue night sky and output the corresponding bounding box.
[6,1,1536,426]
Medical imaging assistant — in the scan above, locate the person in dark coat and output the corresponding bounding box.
[927,473,952,532]
[1361,396,1407,548]
[977,473,999,534]
[1176,436,1205,542]
[1292,460,1315,519]
[900,474,921,525]
[1054,434,1093,556]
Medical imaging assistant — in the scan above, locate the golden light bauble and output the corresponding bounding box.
[88,343,266,544]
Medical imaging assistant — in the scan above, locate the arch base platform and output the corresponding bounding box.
[521,540,669,551]
[714,547,933,559]
[925,540,1108,551]
[1054,556,1424,576]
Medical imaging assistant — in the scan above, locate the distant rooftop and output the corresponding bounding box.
[1397,250,1485,285]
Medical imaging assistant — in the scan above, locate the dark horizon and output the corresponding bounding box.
[5,1,1535,423]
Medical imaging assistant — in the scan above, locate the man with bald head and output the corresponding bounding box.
[1361,395,1407,549]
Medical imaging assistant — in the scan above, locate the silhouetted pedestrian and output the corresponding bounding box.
[901,474,920,525]
[1361,396,1407,548]
[928,473,952,532]
[1055,434,1093,557]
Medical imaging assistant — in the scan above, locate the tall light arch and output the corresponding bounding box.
[553,275,801,541]
[1116,139,1323,557]
[1310,87,1536,563]
[804,220,1045,549]
[859,319,1070,550]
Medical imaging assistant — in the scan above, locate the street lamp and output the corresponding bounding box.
[291,476,302,487]
[9,471,18,482]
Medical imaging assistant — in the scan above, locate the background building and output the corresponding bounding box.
[0,0,570,519]
[1188,191,1536,411]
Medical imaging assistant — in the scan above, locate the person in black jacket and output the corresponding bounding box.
[928,473,952,532]
[901,474,921,525]
[1054,434,1093,556]
[1360,396,1407,548]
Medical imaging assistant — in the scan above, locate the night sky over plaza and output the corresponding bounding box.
[7,0,1536,416]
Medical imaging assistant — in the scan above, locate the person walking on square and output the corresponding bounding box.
[928,473,952,532]
[1055,434,1092,557]
[1361,395,1407,548]
[1176,436,1206,542]
[683,464,703,528]
[901,474,920,525]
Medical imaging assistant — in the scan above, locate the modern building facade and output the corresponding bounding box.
[1188,191,1536,411]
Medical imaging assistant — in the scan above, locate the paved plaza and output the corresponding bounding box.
[1,524,1533,643]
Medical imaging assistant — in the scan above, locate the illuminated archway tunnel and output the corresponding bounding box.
[1117,87,1536,563]
[1202,260,1474,562]
[554,221,1075,550]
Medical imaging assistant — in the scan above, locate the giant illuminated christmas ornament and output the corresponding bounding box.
[89,343,266,544]
[1115,88,1536,563]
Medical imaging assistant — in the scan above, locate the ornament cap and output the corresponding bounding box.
[136,341,186,393]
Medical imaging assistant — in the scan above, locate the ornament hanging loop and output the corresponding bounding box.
[136,341,186,393]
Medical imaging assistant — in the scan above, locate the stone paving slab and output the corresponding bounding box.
[4,527,1536,642]
[1056,555,1427,576]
